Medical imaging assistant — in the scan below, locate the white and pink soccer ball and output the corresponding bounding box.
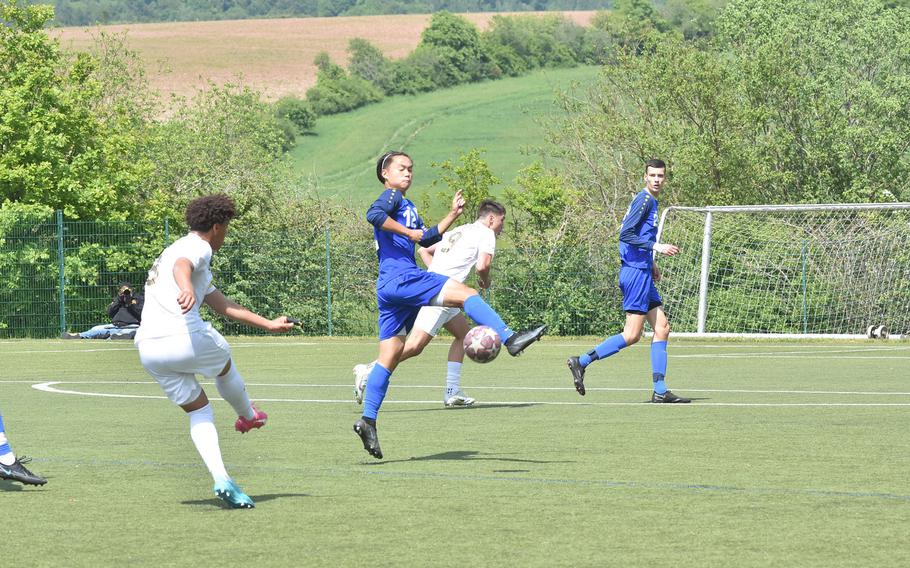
[463,325,502,363]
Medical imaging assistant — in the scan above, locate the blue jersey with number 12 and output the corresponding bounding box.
[366,188,441,286]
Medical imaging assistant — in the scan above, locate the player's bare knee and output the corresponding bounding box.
[654,321,671,341]
[623,330,642,345]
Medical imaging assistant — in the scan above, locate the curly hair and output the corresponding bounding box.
[185,194,236,232]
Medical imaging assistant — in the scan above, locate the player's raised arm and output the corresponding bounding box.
[435,189,465,235]
[203,290,295,333]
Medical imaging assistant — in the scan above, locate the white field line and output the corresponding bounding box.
[2,342,907,356]
[27,381,910,407]
[11,380,910,396]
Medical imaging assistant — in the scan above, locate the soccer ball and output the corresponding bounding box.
[463,325,502,363]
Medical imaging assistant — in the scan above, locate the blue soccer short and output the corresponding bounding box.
[376,268,450,340]
[618,265,663,314]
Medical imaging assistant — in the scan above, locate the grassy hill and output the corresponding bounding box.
[289,65,599,209]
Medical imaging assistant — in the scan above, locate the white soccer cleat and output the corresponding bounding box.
[353,363,373,405]
[444,390,476,408]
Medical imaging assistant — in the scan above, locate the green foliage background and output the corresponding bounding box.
[3,0,910,337]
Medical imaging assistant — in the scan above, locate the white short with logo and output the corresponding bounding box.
[136,323,231,406]
[413,306,461,337]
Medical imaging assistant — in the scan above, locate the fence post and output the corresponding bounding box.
[325,226,333,336]
[801,240,808,334]
[56,210,66,335]
[696,211,713,334]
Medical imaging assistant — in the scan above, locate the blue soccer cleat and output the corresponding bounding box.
[213,479,255,509]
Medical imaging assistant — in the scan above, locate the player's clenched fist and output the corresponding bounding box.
[177,288,196,313]
[268,316,297,333]
[653,243,679,256]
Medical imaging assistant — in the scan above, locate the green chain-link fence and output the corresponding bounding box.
[1,212,626,339]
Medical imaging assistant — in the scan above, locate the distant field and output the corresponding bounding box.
[52,12,597,100]
[3,337,910,566]
[290,65,599,207]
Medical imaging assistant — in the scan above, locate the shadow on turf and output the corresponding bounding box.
[0,479,25,491]
[366,450,572,466]
[383,403,538,413]
[181,492,309,508]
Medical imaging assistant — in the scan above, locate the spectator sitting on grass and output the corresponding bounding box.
[62,282,144,340]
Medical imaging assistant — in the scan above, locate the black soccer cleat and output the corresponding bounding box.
[353,419,383,460]
[651,390,691,404]
[567,356,586,396]
[0,457,48,486]
[504,325,547,357]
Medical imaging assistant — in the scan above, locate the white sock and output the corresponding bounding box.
[0,430,14,465]
[215,364,255,420]
[188,404,229,482]
[445,361,462,399]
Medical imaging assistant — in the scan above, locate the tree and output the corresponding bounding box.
[419,11,493,86]
[0,1,153,220]
[548,0,910,227]
[430,148,500,219]
[348,38,393,93]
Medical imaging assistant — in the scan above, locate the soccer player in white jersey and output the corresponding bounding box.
[354,200,506,408]
[135,194,295,508]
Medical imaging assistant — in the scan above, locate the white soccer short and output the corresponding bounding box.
[136,324,231,406]
[413,306,461,337]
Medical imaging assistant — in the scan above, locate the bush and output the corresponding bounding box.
[274,96,317,133]
[306,52,384,115]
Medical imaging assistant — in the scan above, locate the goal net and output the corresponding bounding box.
[655,203,910,338]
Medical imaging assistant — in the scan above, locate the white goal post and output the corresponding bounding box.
[654,203,910,339]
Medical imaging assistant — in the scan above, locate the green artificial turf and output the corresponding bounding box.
[2,337,909,566]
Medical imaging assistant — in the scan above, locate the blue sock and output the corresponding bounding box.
[578,334,628,367]
[362,364,392,420]
[463,295,513,342]
[651,341,668,394]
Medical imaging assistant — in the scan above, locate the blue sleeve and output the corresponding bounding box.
[366,189,402,229]
[619,195,655,250]
[418,224,442,247]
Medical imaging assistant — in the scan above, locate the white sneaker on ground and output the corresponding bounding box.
[444,390,476,408]
[353,363,373,405]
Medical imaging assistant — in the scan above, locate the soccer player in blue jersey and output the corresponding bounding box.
[567,159,690,403]
[354,151,546,459]
[0,410,47,486]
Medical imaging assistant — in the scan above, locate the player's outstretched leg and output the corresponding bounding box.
[460,294,545,356]
[186,401,255,508]
[213,361,267,432]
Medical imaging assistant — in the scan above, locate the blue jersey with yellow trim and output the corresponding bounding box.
[618,189,659,269]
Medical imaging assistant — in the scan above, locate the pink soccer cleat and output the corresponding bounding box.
[235,405,268,433]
